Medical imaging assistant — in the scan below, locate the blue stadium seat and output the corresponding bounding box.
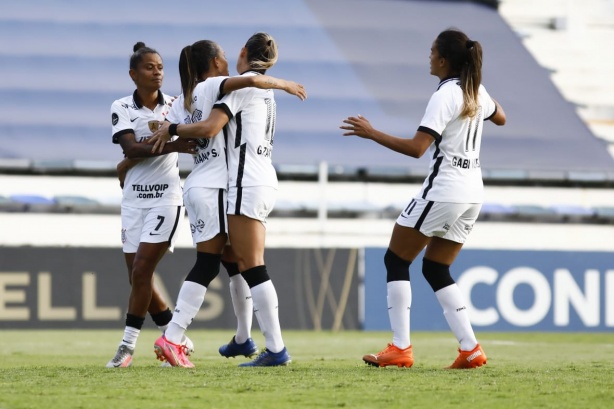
[2,0,613,177]
[0,195,26,212]
[9,194,56,212]
[54,195,101,213]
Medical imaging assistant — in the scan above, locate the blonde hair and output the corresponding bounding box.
[245,32,278,72]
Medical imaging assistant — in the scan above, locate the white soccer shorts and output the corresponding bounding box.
[183,187,228,245]
[121,205,184,253]
[396,198,481,243]
[227,186,277,223]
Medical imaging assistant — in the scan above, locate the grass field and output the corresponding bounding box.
[0,330,613,409]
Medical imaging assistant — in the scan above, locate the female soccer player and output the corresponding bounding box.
[150,32,305,367]
[341,28,506,369]
[150,38,305,367]
[106,42,197,368]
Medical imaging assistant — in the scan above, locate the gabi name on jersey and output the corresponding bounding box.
[452,156,480,170]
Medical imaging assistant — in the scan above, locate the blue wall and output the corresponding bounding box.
[364,248,614,331]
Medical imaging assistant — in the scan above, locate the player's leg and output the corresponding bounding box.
[228,214,289,367]
[362,223,427,368]
[107,205,183,368]
[162,233,226,347]
[123,252,173,333]
[106,241,168,368]
[226,186,289,367]
[155,188,226,367]
[219,244,258,358]
[423,203,486,369]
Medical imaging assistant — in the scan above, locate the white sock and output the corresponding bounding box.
[121,326,140,349]
[157,324,168,333]
[251,280,284,353]
[435,284,478,351]
[165,281,207,345]
[387,281,412,349]
[229,274,253,344]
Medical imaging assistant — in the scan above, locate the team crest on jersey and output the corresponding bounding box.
[112,113,119,126]
[196,138,209,150]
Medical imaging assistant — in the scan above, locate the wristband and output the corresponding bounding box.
[169,123,179,137]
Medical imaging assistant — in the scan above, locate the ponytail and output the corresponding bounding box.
[459,40,482,118]
[435,29,483,118]
[178,40,220,111]
[244,32,278,73]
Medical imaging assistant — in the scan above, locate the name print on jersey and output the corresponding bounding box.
[132,183,169,199]
[452,157,481,169]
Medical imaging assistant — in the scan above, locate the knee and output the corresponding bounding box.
[241,265,270,288]
[384,249,411,282]
[422,258,455,292]
[185,252,222,287]
[130,258,154,286]
[221,259,241,277]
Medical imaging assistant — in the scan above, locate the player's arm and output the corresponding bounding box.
[488,98,506,126]
[116,158,141,188]
[149,109,230,154]
[222,75,307,101]
[340,115,433,158]
[119,132,197,158]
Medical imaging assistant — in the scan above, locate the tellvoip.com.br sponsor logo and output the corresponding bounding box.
[363,249,614,331]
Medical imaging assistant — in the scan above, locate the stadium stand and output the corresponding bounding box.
[1,0,613,227]
[1,0,614,182]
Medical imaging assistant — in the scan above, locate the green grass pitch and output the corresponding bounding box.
[0,330,613,409]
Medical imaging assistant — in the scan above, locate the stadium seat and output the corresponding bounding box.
[9,194,56,213]
[593,206,614,223]
[550,204,596,223]
[479,202,516,221]
[0,195,26,212]
[510,204,562,222]
[54,195,102,214]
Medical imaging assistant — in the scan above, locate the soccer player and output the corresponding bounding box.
[106,42,197,368]
[340,28,506,369]
[151,39,306,367]
[150,33,305,367]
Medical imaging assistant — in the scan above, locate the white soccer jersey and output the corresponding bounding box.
[167,77,229,191]
[415,78,497,203]
[111,90,183,208]
[213,71,278,189]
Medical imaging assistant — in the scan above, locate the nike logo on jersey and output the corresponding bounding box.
[130,117,138,122]
[149,232,160,236]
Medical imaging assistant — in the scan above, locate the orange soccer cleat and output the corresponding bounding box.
[447,344,487,369]
[362,343,414,368]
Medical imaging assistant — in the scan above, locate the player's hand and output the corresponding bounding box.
[116,158,142,188]
[148,121,172,153]
[283,81,307,101]
[116,161,128,189]
[340,115,374,139]
[168,138,198,154]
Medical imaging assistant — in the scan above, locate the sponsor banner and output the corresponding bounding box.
[0,247,359,330]
[364,248,614,331]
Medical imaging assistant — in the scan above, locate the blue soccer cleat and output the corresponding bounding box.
[219,336,259,358]
[238,347,291,367]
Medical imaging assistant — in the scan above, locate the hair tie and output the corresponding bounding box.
[466,40,475,50]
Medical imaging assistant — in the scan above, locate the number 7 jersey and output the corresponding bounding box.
[416,78,497,203]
